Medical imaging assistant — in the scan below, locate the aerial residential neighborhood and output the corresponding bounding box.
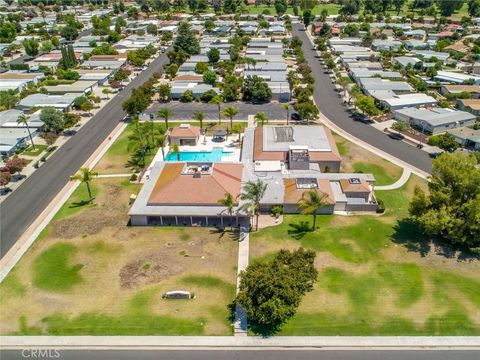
[0,1,479,359]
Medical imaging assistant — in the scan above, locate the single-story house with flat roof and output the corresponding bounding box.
[17,93,78,112]
[0,128,31,156]
[372,39,402,51]
[43,80,98,95]
[359,78,413,96]
[393,56,422,69]
[170,83,219,99]
[434,71,480,85]
[76,69,115,85]
[379,93,437,111]
[393,107,477,134]
[446,127,480,150]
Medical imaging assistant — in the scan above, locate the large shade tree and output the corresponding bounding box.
[409,152,480,248]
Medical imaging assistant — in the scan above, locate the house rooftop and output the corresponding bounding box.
[394,107,476,126]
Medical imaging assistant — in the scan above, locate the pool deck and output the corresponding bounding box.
[142,135,242,182]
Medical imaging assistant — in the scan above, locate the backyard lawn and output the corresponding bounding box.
[0,177,238,335]
[250,175,480,335]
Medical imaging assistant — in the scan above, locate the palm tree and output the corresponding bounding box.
[218,192,236,230]
[254,112,268,126]
[17,114,35,150]
[231,123,243,143]
[209,95,223,125]
[157,133,167,161]
[240,179,267,231]
[221,106,239,129]
[157,108,173,129]
[297,190,330,231]
[281,104,290,125]
[171,143,180,161]
[192,110,205,130]
[70,167,98,202]
[127,125,148,165]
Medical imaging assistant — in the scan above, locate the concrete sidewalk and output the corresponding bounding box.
[376,168,412,191]
[2,336,479,350]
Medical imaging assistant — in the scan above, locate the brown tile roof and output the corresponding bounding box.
[339,179,370,193]
[170,125,201,138]
[148,163,243,205]
[283,179,335,205]
[253,126,341,162]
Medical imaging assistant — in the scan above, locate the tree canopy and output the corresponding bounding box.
[409,152,480,249]
[236,248,318,334]
[174,22,200,55]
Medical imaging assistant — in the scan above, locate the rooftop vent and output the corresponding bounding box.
[348,178,361,184]
[273,126,294,143]
[179,123,191,129]
[296,178,318,189]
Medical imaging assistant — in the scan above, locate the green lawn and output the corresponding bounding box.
[21,145,47,157]
[353,161,403,186]
[250,176,480,335]
[246,4,341,15]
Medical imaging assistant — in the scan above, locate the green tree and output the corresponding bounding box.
[242,76,272,103]
[61,25,79,41]
[70,167,98,202]
[235,248,318,334]
[203,70,217,85]
[437,0,464,17]
[157,108,173,129]
[469,0,480,17]
[240,179,267,231]
[158,84,172,102]
[210,95,223,125]
[297,190,330,231]
[409,152,480,248]
[221,106,239,129]
[218,192,236,230]
[174,22,200,55]
[0,22,17,43]
[281,104,290,125]
[171,143,181,161]
[17,114,35,149]
[355,95,381,116]
[207,48,220,64]
[40,107,64,133]
[192,110,205,129]
[254,112,268,126]
[22,38,39,57]
[81,101,94,115]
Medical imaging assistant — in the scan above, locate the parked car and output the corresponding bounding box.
[291,112,302,121]
[388,132,405,140]
[352,112,373,124]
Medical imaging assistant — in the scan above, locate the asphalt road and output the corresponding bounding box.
[292,24,433,174]
[146,101,292,121]
[0,51,170,258]
[1,350,479,360]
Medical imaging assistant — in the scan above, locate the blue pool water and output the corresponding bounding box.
[165,148,227,162]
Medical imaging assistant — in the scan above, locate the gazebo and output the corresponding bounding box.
[213,129,227,142]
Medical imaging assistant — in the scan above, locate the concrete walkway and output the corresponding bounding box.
[376,168,412,191]
[96,173,132,178]
[234,227,250,336]
[2,336,479,350]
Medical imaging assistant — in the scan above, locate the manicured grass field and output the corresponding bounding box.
[250,176,480,335]
[0,177,238,335]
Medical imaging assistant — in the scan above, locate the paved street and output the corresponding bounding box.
[146,101,292,121]
[292,24,432,174]
[1,350,479,360]
[0,51,170,258]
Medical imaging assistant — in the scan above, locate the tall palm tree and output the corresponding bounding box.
[17,114,35,150]
[297,190,330,231]
[157,133,167,161]
[171,143,180,161]
[231,123,243,143]
[127,125,148,165]
[240,179,267,231]
[218,192,236,230]
[254,112,268,127]
[281,104,290,125]
[192,110,205,130]
[221,106,239,129]
[70,167,98,202]
[157,108,173,129]
[209,95,223,125]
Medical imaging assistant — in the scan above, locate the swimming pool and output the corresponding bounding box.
[165,148,229,162]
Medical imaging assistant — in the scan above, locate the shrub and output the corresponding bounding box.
[376,199,385,214]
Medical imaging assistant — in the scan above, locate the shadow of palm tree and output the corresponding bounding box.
[287,221,311,240]
[69,199,95,209]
